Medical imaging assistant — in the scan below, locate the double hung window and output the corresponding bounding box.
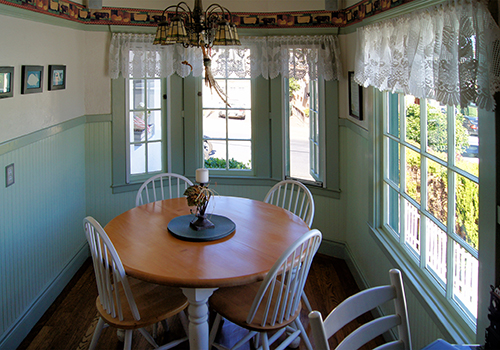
[110,34,340,190]
[382,93,479,321]
[126,75,164,181]
[202,48,252,172]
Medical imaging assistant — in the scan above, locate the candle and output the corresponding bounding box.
[196,168,209,183]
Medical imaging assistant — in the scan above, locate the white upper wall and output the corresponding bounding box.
[344,0,360,8]
[0,12,111,144]
[0,14,87,144]
[102,0,328,12]
[83,31,111,116]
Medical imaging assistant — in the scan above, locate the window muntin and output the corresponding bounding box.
[126,76,164,179]
[202,49,252,172]
[309,75,321,180]
[112,45,340,194]
[383,93,479,321]
[286,73,324,185]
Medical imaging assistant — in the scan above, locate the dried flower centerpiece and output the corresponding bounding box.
[168,168,235,241]
[184,168,216,231]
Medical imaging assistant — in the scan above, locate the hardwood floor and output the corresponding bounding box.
[17,254,384,350]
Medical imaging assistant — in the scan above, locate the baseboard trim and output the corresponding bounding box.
[0,244,90,350]
[318,238,370,290]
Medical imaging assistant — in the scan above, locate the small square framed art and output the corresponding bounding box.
[22,65,44,94]
[0,66,14,98]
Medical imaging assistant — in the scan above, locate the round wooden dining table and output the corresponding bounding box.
[104,196,310,350]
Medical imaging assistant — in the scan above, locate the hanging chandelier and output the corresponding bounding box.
[153,0,241,48]
[153,0,241,104]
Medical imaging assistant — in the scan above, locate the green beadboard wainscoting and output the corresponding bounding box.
[0,119,87,349]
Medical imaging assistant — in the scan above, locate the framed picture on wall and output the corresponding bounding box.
[0,66,14,98]
[21,65,44,94]
[348,71,363,120]
[48,65,66,91]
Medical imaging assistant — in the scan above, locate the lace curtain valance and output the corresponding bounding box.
[242,35,342,81]
[109,33,342,81]
[109,33,203,79]
[354,0,500,111]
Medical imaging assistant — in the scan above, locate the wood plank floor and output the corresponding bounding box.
[17,254,384,350]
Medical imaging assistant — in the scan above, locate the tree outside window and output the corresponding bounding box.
[384,93,479,320]
[202,48,252,172]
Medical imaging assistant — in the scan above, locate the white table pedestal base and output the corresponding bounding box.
[181,288,218,350]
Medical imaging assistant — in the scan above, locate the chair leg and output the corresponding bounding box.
[269,328,294,350]
[251,333,260,350]
[161,319,169,333]
[138,327,160,348]
[230,331,258,350]
[89,317,105,350]
[294,319,313,350]
[209,313,222,347]
[301,291,313,313]
[289,334,301,349]
[123,329,133,350]
[117,328,125,342]
[179,310,189,336]
[153,322,158,338]
[261,332,270,350]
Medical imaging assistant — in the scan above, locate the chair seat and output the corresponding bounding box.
[96,277,188,330]
[210,281,301,332]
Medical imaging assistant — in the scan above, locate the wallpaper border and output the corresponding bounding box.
[0,0,415,28]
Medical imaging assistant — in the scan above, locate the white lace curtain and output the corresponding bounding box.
[109,33,342,81]
[354,0,500,111]
[109,33,203,79]
[242,35,342,80]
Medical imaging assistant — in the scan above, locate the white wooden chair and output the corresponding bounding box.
[135,173,194,207]
[308,269,412,350]
[264,180,315,228]
[264,179,316,313]
[209,229,322,350]
[83,216,189,350]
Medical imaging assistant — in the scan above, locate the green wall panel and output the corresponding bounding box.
[0,124,86,346]
[85,121,136,225]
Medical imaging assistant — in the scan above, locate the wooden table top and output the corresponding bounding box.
[105,196,310,288]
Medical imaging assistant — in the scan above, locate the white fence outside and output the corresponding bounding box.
[404,201,478,318]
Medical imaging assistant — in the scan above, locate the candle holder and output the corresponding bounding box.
[170,174,234,241]
[184,182,215,231]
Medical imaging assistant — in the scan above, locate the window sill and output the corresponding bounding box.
[112,176,279,194]
[112,176,341,199]
[367,224,476,343]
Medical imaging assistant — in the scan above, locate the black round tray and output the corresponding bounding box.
[167,214,236,242]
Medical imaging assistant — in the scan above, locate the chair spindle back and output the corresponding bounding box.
[264,180,315,227]
[83,216,140,321]
[247,229,322,327]
[135,173,194,207]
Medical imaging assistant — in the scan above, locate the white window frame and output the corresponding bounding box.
[284,74,325,187]
[201,49,253,175]
[369,89,498,343]
[125,75,167,183]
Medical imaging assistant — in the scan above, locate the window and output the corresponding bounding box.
[110,34,341,193]
[202,48,252,172]
[382,93,479,322]
[110,36,340,195]
[285,73,324,185]
[126,75,164,181]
